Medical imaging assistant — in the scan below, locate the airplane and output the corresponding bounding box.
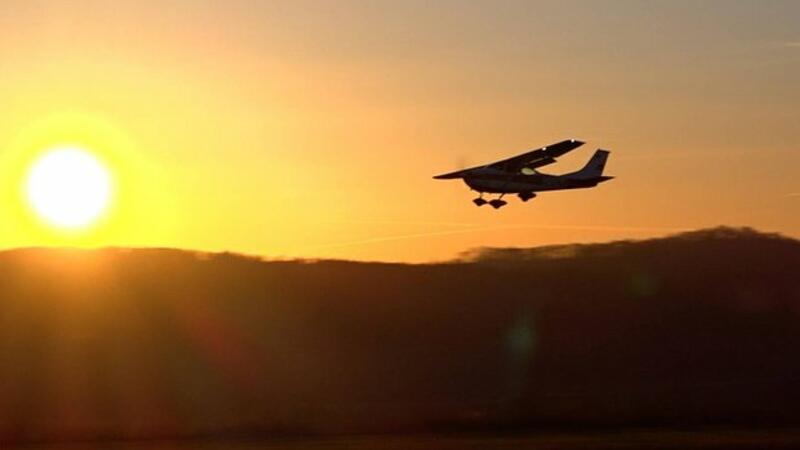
[433,139,613,209]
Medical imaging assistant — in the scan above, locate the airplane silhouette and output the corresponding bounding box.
[434,140,613,209]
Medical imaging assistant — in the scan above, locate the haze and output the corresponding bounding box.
[0,0,798,262]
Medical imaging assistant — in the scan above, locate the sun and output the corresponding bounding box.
[25,147,113,229]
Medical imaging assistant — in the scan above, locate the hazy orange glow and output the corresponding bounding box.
[0,1,797,261]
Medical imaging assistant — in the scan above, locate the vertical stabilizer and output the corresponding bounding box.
[568,150,610,179]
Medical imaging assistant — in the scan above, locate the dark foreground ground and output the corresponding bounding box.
[2,228,800,444]
[16,429,800,450]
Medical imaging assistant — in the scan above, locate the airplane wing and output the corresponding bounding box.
[432,168,477,179]
[433,139,584,179]
[487,139,584,172]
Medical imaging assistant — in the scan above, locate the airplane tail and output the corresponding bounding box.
[567,149,610,180]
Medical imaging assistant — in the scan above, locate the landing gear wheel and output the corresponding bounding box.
[518,192,537,202]
[489,199,507,209]
[473,198,488,207]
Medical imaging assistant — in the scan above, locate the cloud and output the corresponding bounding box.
[785,42,800,48]
[788,193,800,197]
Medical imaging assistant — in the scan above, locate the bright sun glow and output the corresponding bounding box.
[26,147,112,229]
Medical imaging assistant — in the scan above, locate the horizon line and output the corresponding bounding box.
[0,225,792,264]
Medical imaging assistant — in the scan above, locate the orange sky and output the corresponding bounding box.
[0,1,798,262]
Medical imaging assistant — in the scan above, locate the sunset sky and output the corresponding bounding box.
[0,0,798,262]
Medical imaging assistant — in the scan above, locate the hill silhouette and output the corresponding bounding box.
[0,227,799,443]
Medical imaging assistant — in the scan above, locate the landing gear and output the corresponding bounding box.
[518,192,537,202]
[488,199,507,209]
[473,192,488,207]
[472,192,508,209]
[488,194,507,209]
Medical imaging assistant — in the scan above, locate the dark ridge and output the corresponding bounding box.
[0,227,798,444]
[460,226,798,263]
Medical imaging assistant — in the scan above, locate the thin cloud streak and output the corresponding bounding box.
[788,193,800,197]
[308,224,690,252]
[309,226,510,251]
[616,149,763,161]
[319,219,478,228]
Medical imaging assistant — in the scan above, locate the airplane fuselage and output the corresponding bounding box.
[462,168,612,194]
